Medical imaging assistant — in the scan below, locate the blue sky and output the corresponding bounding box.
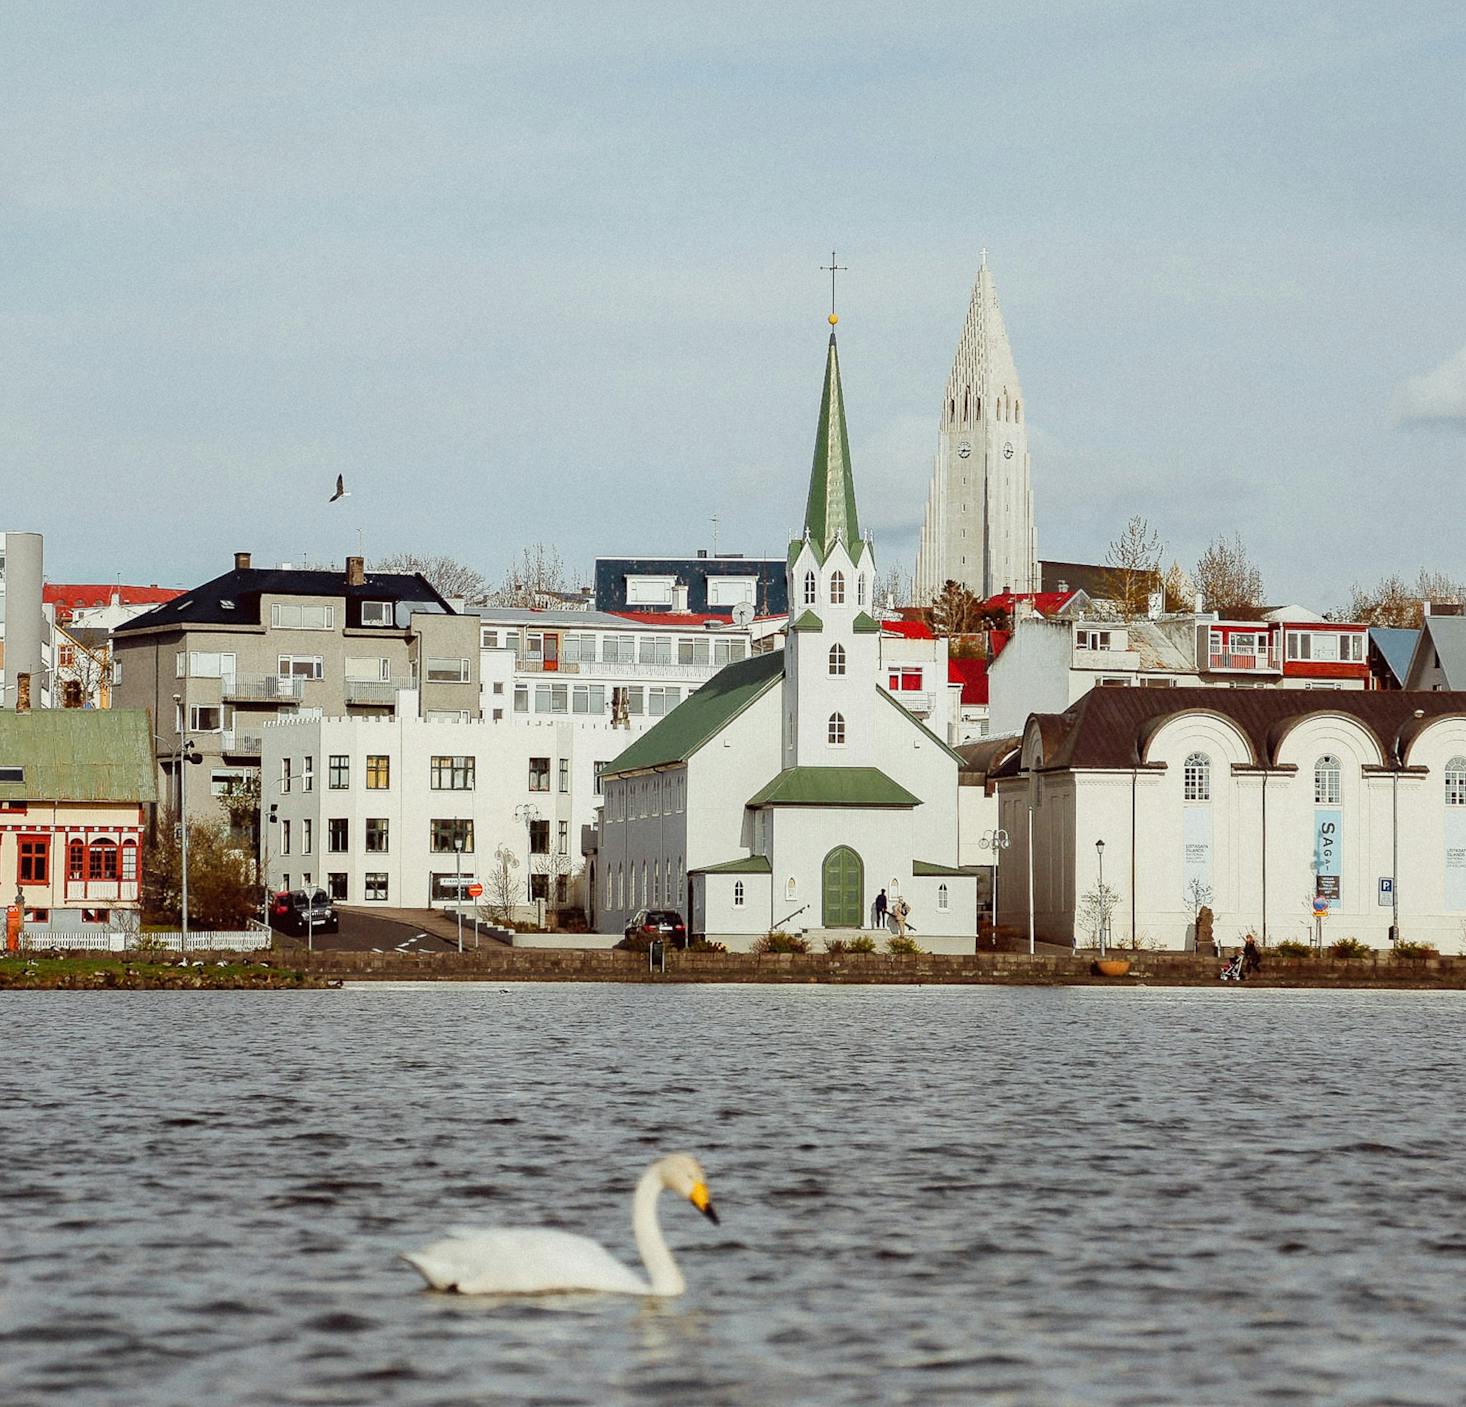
[3,2,1464,606]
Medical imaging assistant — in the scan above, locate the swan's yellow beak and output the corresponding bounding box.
[690,1180,719,1224]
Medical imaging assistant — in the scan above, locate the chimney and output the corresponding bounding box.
[234,551,252,571]
[346,556,365,588]
[16,673,30,713]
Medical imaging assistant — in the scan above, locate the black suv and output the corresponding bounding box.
[269,887,339,937]
[621,909,687,949]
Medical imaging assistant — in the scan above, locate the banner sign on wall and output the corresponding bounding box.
[1446,809,1466,912]
[1314,808,1342,901]
[1182,806,1213,901]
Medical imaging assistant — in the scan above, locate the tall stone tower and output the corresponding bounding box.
[913,253,1036,604]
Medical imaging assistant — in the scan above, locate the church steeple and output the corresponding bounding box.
[800,332,863,562]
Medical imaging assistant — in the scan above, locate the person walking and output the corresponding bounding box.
[892,897,910,938]
[874,888,889,930]
[1242,934,1263,976]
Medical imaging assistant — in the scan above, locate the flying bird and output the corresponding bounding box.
[328,474,349,503]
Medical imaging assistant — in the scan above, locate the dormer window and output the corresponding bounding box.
[1076,629,1113,651]
[803,571,817,607]
[360,601,393,627]
[830,571,845,605]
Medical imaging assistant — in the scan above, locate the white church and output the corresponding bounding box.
[914,252,1038,603]
[596,322,978,948]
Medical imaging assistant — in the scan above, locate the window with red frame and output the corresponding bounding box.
[88,839,119,881]
[68,839,86,880]
[121,839,138,881]
[18,835,50,885]
[887,669,923,691]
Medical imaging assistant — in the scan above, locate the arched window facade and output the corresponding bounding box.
[828,712,846,745]
[1314,755,1342,806]
[830,571,845,604]
[828,643,846,676]
[856,574,865,605]
[803,570,817,606]
[786,876,797,901]
[88,838,118,881]
[938,883,949,911]
[1183,752,1211,802]
[733,880,745,908]
[1448,758,1466,807]
[68,838,86,881]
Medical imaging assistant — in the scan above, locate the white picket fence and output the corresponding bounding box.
[22,928,273,954]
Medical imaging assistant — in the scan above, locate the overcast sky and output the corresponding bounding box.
[4,2,1464,607]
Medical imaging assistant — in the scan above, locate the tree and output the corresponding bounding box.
[491,543,569,608]
[373,551,490,604]
[143,816,260,930]
[1103,516,1164,618]
[216,771,261,856]
[1193,533,1265,616]
[1162,560,1196,613]
[929,580,983,638]
[531,850,581,925]
[874,564,913,611]
[482,845,522,925]
[1076,880,1120,951]
[1345,573,1418,628]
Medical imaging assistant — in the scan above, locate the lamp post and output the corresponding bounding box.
[454,830,465,953]
[979,828,1010,944]
[514,803,541,925]
[1095,838,1108,957]
[160,710,201,952]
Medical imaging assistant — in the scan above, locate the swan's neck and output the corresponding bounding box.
[632,1166,684,1296]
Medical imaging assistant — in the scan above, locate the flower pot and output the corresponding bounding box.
[1094,958,1132,977]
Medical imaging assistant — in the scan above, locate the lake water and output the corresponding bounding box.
[3,985,1466,1406]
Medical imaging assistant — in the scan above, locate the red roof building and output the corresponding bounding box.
[45,584,183,624]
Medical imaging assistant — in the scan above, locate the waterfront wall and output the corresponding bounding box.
[302,947,1466,988]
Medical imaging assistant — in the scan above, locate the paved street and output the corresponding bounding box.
[271,906,507,954]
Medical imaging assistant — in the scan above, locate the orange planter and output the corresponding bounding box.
[1094,958,1132,977]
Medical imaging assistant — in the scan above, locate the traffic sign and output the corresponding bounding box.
[466,882,484,899]
[1311,896,1330,918]
[1378,876,1394,907]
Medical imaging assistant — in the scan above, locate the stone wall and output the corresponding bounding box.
[300,947,1466,988]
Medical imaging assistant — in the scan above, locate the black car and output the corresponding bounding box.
[269,887,339,936]
[622,909,687,949]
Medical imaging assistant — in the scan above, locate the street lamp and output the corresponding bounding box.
[979,827,1009,945]
[1095,838,1108,957]
[514,803,541,924]
[453,830,465,953]
[160,710,202,952]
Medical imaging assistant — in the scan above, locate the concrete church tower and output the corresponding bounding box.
[913,253,1037,604]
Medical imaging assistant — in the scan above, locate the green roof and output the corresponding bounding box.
[913,860,983,877]
[790,609,823,633]
[0,709,158,803]
[690,855,773,875]
[800,333,862,561]
[601,650,784,777]
[877,687,966,763]
[746,766,920,808]
[852,611,881,633]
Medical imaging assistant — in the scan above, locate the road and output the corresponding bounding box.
[271,908,469,954]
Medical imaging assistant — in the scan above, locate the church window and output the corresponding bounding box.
[828,643,846,676]
[827,713,846,745]
[803,571,817,606]
[733,881,745,908]
[938,883,949,912]
[856,574,865,606]
[1448,758,1466,807]
[830,571,845,604]
[1314,755,1341,806]
[1183,752,1211,802]
[786,877,797,901]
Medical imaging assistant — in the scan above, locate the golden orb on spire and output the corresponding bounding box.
[828,312,839,325]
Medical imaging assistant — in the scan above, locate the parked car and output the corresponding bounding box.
[620,909,687,950]
[269,887,339,936]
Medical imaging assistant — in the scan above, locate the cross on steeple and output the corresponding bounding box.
[820,250,848,325]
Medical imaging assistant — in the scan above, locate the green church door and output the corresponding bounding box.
[821,846,864,928]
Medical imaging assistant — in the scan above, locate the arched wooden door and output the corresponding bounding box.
[821,846,864,928]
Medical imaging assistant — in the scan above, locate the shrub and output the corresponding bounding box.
[752,932,809,954]
[1328,937,1372,960]
[1392,941,1439,960]
[687,938,726,954]
[1273,940,1311,959]
[847,935,877,953]
[823,938,849,955]
[886,935,923,955]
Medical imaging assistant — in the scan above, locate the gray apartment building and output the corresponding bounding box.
[112,552,480,823]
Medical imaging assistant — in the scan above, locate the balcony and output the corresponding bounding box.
[345,679,401,706]
[221,731,263,757]
[64,879,141,903]
[224,673,305,702]
[889,689,935,716]
[1208,650,1280,673]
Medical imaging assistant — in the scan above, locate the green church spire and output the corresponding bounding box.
[801,330,863,561]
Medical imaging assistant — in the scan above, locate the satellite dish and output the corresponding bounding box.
[732,602,754,628]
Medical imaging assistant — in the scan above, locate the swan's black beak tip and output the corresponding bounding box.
[701,1202,720,1225]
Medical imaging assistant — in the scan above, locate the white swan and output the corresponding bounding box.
[402,1153,718,1296]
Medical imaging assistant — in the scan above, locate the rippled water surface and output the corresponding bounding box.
[4,985,1466,1406]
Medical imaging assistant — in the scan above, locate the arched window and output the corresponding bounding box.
[641,861,648,906]
[938,883,949,911]
[88,838,118,881]
[652,864,660,904]
[830,571,845,604]
[856,574,865,606]
[121,838,138,881]
[68,838,85,881]
[1314,755,1341,806]
[1183,752,1211,802]
[1447,758,1466,807]
[828,712,846,745]
[828,643,846,676]
[803,570,817,606]
[617,865,624,909]
[786,876,797,901]
[733,880,745,908]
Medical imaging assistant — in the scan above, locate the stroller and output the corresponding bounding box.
[1219,951,1246,982]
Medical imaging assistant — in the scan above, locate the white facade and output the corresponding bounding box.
[996,691,1466,951]
[914,253,1037,604]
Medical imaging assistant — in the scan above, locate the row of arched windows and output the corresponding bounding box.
[945,387,1021,428]
[606,857,684,911]
[802,570,866,608]
[1180,751,1466,805]
[68,836,138,882]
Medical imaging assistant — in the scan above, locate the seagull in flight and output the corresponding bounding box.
[328,474,349,503]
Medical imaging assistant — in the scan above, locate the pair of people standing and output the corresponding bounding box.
[873,889,912,935]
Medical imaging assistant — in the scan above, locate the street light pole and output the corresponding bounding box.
[454,832,464,953]
[979,828,1009,945]
[1095,838,1107,957]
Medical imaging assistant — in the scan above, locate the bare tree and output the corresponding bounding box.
[1076,880,1120,951]
[491,543,569,607]
[483,845,522,925]
[929,580,983,638]
[874,564,913,611]
[531,850,581,925]
[1345,573,1419,628]
[1162,560,1196,613]
[1415,568,1466,608]
[1194,533,1265,616]
[373,552,490,604]
[1103,516,1164,618]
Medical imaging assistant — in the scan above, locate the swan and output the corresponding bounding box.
[402,1153,718,1296]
